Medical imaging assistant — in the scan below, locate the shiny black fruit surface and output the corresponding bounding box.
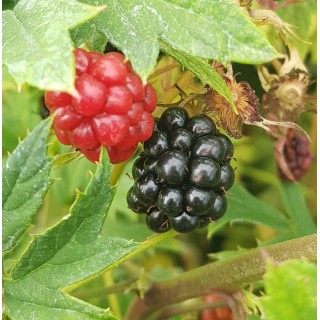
[127,107,235,233]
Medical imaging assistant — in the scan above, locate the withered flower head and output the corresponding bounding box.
[264,69,310,122]
[203,75,261,138]
[275,128,312,182]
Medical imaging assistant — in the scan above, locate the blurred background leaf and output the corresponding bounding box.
[258,259,316,320]
[207,183,291,238]
[2,86,43,156]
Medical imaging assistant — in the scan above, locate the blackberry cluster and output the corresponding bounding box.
[45,48,157,164]
[127,107,235,233]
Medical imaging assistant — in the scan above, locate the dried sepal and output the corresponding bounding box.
[245,116,311,142]
[249,9,311,45]
[263,69,311,122]
[203,75,261,138]
[258,41,313,123]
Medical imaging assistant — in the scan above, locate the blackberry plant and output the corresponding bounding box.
[2,1,316,320]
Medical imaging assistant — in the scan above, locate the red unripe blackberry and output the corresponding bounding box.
[45,48,158,164]
[127,107,235,233]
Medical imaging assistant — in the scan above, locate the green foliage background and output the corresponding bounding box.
[2,1,316,319]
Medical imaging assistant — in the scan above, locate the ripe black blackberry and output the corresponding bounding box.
[127,107,235,233]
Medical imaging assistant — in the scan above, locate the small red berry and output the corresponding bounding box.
[72,74,107,116]
[53,106,83,131]
[107,145,137,163]
[45,91,72,110]
[82,146,101,163]
[143,84,157,112]
[105,52,133,72]
[104,85,133,114]
[138,112,155,141]
[126,73,144,102]
[127,102,144,125]
[89,56,128,86]
[117,125,139,150]
[92,114,130,146]
[74,48,92,75]
[69,120,100,150]
[53,126,72,145]
[89,51,103,64]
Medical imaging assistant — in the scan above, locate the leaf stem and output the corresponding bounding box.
[110,162,127,186]
[106,230,179,273]
[73,277,138,300]
[103,271,122,318]
[148,63,179,80]
[124,234,316,320]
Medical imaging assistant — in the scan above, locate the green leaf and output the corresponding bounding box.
[159,41,236,111]
[259,259,316,320]
[3,0,102,92]
[2,119,53,252]
[279,181,316,236]
[74,0,277,81]
[2,0,20,11]
[2,66,18,91]
[277,1,316,60]
[4,152,138,320]
[207,183,290,238]
[71,21,108,52]
[2,87,43,153]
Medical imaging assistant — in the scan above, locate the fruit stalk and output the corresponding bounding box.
[124,234,316,320]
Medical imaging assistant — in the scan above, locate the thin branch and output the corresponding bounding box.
[124,234,316,320]
[148,63,179,80]
[73,277,138,300]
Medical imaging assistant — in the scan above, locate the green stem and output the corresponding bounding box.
[110,162,127,186]
[103,271,122,318]
[73,277,138,300]
[124,234,316,320]
[107,230,178,271]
